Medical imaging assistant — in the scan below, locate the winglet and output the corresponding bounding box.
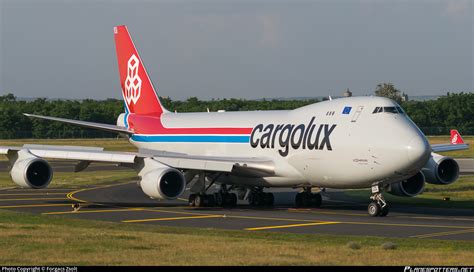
[450,129,465,145]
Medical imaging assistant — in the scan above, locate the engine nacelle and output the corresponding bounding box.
[10,154,53,189]
[422,153,459,185]
[140,167,185,200]
[388,171,425,197]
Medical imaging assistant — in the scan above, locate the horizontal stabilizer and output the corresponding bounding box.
[24,113,133,135]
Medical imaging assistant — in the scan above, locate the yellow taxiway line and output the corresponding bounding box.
[0,197,68,202]
[245,221,340,231]
[66,181,135,203]
[339,221,474,230]
[410,229,474,239]
[0,203,72,209]
[42,208,145,215]
[122,214,224,223]
[0,193,66,196]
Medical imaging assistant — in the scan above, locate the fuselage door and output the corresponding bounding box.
[351,106,364,122]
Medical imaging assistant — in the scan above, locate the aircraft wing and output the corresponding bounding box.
[431,143,469,153]
[431,129,469,153]
[0,145,275,177]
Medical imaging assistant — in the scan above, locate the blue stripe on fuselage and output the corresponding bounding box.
[123,103,129,129]
[131,135,250,143]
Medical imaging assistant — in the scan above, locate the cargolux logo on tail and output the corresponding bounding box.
[124,54,142,105]
[450,130,464,145]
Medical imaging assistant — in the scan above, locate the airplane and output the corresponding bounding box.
[1,25,469,217]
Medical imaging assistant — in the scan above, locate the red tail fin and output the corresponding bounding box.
[114,25,167,116]
[450,129,464,144]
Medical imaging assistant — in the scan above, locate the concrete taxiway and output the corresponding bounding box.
[0,180,473,241]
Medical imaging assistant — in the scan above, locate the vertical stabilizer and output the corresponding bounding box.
[114,25,167,116]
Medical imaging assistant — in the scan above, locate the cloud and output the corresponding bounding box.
[258,14,280,47]
[443,0,470,20]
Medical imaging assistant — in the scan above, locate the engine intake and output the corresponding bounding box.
[10,156,53,189]
[140,167,185,200]
[388,171,425,197]
[422,153,459,185]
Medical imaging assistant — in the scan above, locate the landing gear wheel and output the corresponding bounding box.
[255,193,265,206]
[301,193,312,207]
[368,202,381,217]
[194,194,204,207]
[229,193,238,207]
[189,194,197,207]
[205,194,216,207]
[215,193,223,206]
[295,193,303,207]
[264,193,274,206]
[312,193,322,207]
[379,204,389,217]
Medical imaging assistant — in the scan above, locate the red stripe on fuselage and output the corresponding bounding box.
[127,114,252,135]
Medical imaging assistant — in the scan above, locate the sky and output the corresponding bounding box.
[0,0,472,100]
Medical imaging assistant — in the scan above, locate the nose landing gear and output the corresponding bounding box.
[368,184,389,217]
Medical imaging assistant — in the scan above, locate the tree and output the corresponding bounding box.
[375,83,402,104]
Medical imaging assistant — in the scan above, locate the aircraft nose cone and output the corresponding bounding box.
[407,135,430,164]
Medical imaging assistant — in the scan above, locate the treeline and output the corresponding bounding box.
[0,92,472,139]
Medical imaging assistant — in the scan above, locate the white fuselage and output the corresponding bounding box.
[126,96,431,189]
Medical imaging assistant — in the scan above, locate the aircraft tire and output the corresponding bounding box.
[229,193,237,207]
[379,205,389,217]
[368,202,381,217]
[264,193,274,206]
[312,193,322,207]
[295,193,303,207]
[189,194,196,207]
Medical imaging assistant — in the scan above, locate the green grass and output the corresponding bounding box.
[0,170,137,189]
[0,209,472,265]
[344,176,474,209]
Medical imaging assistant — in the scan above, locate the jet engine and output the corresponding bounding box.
[140,167,186,200]
[10,155,53,189]
[388,171,425,197]
[422,153,459,185]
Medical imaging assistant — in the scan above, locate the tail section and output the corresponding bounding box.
[450,129,465,145]
[114,25,167,116]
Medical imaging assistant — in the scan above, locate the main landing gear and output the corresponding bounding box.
[248,187,274,207]
[368,184,389,217]
[295,187,322,208]
[188,174,237,208]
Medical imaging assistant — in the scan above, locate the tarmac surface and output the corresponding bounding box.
[0,159,473,241]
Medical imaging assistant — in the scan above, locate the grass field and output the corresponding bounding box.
[0,209,472,265]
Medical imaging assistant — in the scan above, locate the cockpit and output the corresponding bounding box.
[372,106,405,114]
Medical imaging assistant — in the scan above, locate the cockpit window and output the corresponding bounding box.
[372,106,404,114]
[383,107,398,113]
